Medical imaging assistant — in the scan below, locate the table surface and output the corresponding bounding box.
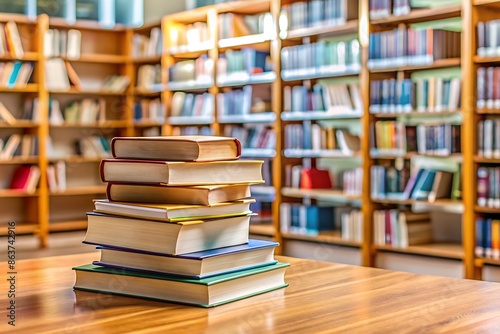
[1,252,500,333]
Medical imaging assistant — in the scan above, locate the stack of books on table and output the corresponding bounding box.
[73,135,289,308]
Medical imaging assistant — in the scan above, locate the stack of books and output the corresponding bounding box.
[73,135,289,307]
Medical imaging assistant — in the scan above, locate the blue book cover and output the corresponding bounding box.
[306,206,334,234]
[411,170,437,200]
[7,62,22,88]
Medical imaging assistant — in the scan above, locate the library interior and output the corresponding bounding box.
[2,0,500,331]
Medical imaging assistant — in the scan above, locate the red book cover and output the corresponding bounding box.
[300,167,333,189]
[9,165,31,190]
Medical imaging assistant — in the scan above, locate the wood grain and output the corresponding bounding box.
[1,253,500,333]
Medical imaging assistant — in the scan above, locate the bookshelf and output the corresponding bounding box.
[5,0,500,282]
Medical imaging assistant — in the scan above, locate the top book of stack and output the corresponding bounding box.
[111,136,241,162]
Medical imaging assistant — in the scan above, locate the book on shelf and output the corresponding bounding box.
[84,212,252,255]
[336,129,361,155]
[100,75,130,93]
[134,98,165,123]
[340,209,363,243]
[224,126,276,152]
[0,61,33,88]
[217,48,273,85]
[343,167,363,196]
[427,170,453,202]
[9,165,40,194]
[111,136,241,162]
[100,159,264,185]
[280,0,358,32]
[367,27,461,69]
[285,123,360,153]
[477,67,500,110]
[4,21,24,59]
[136,64,162,91]
[106,182,252,206]
[0,101,16,124]
[169,55,214,84]
[92,239,279,279]
[281,39,361,78]
[73,261,288,308]
[44,28,81,59]
[477,166,500,209]
[280,203,336,235]
[45,58,71,91]
[217,85,273,116]
[218,12,274,40]
[300,167,333,190]
[170,92,214,118]
[477,20,500,58]
[71,136,111,159]
[93,198,255,222]
[46,161,67,193]
[0,134,38,160]
[62,98,106,124]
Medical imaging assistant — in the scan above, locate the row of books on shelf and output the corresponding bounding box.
[477,118,500,159]
[477,167,500,209]
[136,64,162,91]
[168,55,213,84]
[134,98,165,124]
[74,136,288,307]
[0,61,33,88]
[217,49,272,84]
[46,135,111,159]
[217,85,271,117]
[281,40,360,79]
[476,216,500,260]
[371,121,461,156]
[284,124,360,154]
[369,0,412,19]
[249,201,272,223]
[44,28,81,59]
[284,166,333,190]
[171,126,213,136]
[369,77,461,114]
[0,21,24,59]
[343,167,363,196]
[283,83,363,114]
[280,203,362,242]
[371,166,461,201]
[0,134,38,160]
[279,0,356,32]
[223,125,276,151]
[132,27,162,58]
[477,67,500,109]
[170,92,214,118]
[367,28,461,69]
[49,98,107,125]
[373,210,432,248]
[477,20,500,58]
[218,12,274,40]
[46,161,66,193]
[169,22,211,54]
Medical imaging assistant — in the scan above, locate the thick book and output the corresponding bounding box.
[93,198,255,222]
[100,159,264,185]
[83,212,251,255]
[93,239,279,278]
[110,136,241,162]
[106,182,252,205]
[73,261,289,308]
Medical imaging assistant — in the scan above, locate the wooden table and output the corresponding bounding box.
[1,253,500,333]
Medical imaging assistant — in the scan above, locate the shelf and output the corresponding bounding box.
[0,120,39,128]
[281,20,358,40]
[476,258,500,267]
[0,13,37,25]
[133,88,163,97]
[473,55,500,63]
[371,110,462,118]
[48,18,127,32]
[0,157,38,164]
[218,112,276,123]
[284,149,360,159]
[63,54,128,64]
[249,223,275,237]
[475,0,500,7]
[368,58,461,73]
[133,121,165,127]
[372,198,464,212]
[49,156,103,163]
[50,120,128,128]
[131,55,162,64]
[0,223,38,236]
[167,115,214,125]
[0,51,38,61]
[169,42,213,58]
[282,187,361,204]
[281,110,363,121]
[281,231,361,248]
[370,5,461,25]
[49,220,88,232]
[0,84,38,93]
[241,148,276,158]
[167,79,213,91]
[217,72,277,87]
[281,66,360,81]
[371,150,463,160]
[375,243,464,260]
[218,33,274,49]
[475,206,500,214]
[0,189,39,198]
[49,88,126,96]
[49,185,106,196]
[474,156,500,163]
[476,109,500,114]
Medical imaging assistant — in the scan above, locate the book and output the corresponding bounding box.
[93,198,255,222]
[106,183,252,205]
[73,261,289,308]
[427,171,453,202]
[110,136,241,161]
[0,101,16,124]
[93,239,278,278]
[83,212,252,255]
[100,159,264,185]
[9,165,40,194]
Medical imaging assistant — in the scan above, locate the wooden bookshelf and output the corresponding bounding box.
[370,4,461,25]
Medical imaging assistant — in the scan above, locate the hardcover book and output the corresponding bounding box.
[73,261,289,308]
[93,239,279,278]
